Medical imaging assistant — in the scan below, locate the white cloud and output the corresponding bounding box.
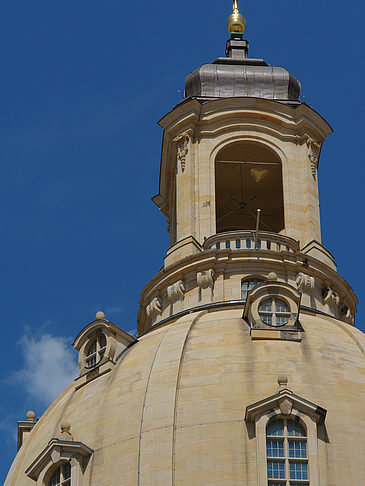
[14,334,78,407]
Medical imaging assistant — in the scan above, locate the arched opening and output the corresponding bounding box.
[215,142,284,234]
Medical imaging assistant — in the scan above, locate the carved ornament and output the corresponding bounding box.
[305,137,322,180]
[340,304,354,325]
[295,272,315,292]
[173,130,192,173]
[167,280,185,303]
[197,269,216,289]
[146,297,163,319]
[279,397,293,415]
[322,287,340,306]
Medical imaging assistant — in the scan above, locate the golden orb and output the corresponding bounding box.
[227,0,246,35]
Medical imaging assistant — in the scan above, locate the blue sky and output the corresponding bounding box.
[0,0,364,481]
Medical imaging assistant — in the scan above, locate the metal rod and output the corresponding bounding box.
[216,160,279,165]
[255,209,261,249]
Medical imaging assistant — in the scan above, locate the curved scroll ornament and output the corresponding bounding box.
[197,269,216,289]
[295,272,315,292]
[322,287,340,306]
[306,137,322,180]
[167,280,185,303]
[340,304,354,325]
[173,131,192,173]
[146,297,163,319]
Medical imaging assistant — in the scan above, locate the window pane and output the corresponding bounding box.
[289,461,308,480]
[86,354,97,367]
[63,462,71,479]
[267,419,284,436]
[99,333,107,348]
[266,439,284,457]
[259,298,272,312]
[276,314,290,325]
[49,467,60,486]
[241,278,264,300]
[275,299,289,313]
[267,460,285,479]
[289,440,307,458]
[269,483,286,486]
[87,340,97,357]
[261,314,273,325]
[287,420,306,437]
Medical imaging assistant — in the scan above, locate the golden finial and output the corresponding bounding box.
[227,0,246,36]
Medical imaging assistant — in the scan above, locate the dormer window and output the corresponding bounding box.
[72,311,137,389]
[245,377,326,486]
[243,280,303,341]
[25,424,93,486]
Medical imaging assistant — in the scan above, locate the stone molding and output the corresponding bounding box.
[245,387,326,424]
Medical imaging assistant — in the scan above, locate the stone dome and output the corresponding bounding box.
[6,308,365,484]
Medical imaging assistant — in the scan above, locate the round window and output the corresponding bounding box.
[85,331,107,368]
[258,297,290,327]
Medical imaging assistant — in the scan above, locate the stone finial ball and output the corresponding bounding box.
[95,311,105,320]
[267,272,278,281]
[278,375,288,386]
[26,411,36,422]
[61,422,71,432]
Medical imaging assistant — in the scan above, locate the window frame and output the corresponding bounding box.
[85,331,107,369]
[259,297,291,327]
[266,417,309,485]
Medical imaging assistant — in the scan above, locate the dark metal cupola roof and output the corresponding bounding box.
[185,3,301,103]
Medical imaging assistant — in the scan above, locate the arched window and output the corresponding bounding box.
[241,278,264,301]
[85,331,107,368]
[48,462,71,486]
[215,141,284,234]
[259,297,291,326]
[266,417,309,485]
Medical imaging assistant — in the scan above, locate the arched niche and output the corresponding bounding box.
[215,141,284,234]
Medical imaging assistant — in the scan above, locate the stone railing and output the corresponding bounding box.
[203,231,299,254]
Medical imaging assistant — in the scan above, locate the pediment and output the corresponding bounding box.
[25,439,93,481]
[245,388,326,424]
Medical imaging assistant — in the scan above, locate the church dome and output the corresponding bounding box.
[5,309,365,484]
